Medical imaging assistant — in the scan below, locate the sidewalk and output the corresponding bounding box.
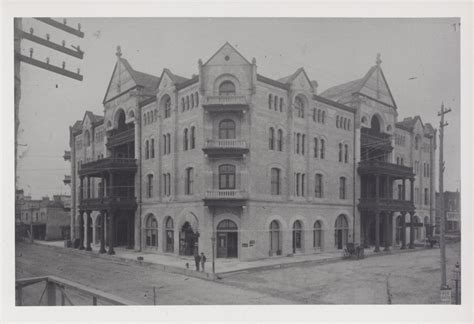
[34,240,431,280]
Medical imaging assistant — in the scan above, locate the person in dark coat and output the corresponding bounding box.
[200,253,207,272]
[194,253,201,271]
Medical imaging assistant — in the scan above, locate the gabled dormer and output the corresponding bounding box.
[203,42,252,67]
[278,67,315,93]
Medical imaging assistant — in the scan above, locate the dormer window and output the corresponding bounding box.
[295,96,305,118]
[219,81,236,96]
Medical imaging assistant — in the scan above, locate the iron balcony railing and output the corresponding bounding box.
[78,157,137,176]
[358,160,414,178]
[204,189,248,199]
[204,95,248,106]
[79,195,137,210]
[16,275,134,306]
[205,139,248,149]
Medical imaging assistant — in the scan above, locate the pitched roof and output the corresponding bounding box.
[85,110,104,125]
[395,116,424,132]
[120,58,160,95]
[278,68,305,84]
[319,66,377,104]
[204,42,252,66]
[163,68,189,85]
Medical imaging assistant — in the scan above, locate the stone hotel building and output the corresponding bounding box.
[66,43,436,261]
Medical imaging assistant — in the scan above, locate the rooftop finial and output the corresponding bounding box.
[376,53,382,66]
[116,45,122,58]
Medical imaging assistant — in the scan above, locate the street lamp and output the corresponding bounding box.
[211,236,216,275]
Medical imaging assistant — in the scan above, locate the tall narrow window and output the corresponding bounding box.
[167,173,171,196]
[219,81,236,96]
[296,133,301,154]
[269,127,275,150]
[162,173,167,196]
[190,126,196,149]
[185,168,194,195]
[186,96,190,110]
[219,164,236,190]
[313,138,318,158]
[279,98,283,112]
[344,144,349,163]
[183,128,189,151]
[336,116,340,128]
[277,129,283,151]
[339,177,346,199]
[313,221,322,248]
[147,174,154,198]
[320,139,325,159]
[162,135,167,155]
[268,94,273,109]
[313,108,317,122]
[295,173,300,196]
[424,188,429,205]
[301,173,305,197]
[338,143,343,162]
[348,119,351,130]
[271,168,281,195]
[167,134,171,154]
[295,97,305,118]
[274,95,278,111]
[322,111,326,124]
[191,93,194,108]
[181,98,185,112]
[219,119,236,139]
[145,140,150,159]
[195,92,199,106]
[315,173,323,198]
[151,138,155,158]
[318,110,321,123]
[302,135,305,155]
[164,97,171,118]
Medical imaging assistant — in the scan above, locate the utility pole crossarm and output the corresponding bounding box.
[17,29,84,59]
[17,54,83,81]
[34,18,84,38]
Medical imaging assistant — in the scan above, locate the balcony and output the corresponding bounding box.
[106,128,135,148]
[63,150,71,161]
[358,160,414,179]
[79,196,137,211]
[202,139,249,157]
[358,197,415,212]
[63,175,71,185]
[361,129,392,153]
[202,95,249,112]
[78,157,137,176]
[203,189,248,207]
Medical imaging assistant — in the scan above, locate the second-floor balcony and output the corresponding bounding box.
[63,150,71,161]
[79,195,137,211]
[202,95,249,112]
[202,139,249,157]
[358,197,415,213]
[203,189,248,207]
[63,175,71,185]
[358,160,414,179]
[78,157,137,177]
[106,128,135,148]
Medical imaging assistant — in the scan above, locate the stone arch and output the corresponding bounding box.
[113,108,127,131]
[370,113,384,133]
[213,73,242,96]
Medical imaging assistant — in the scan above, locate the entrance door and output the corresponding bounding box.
[179,222,196,256]
[216,219,238,258]
[336,230,343,249]
[217,233,227,258]
[227,232,238,258]
[116,216,128,246]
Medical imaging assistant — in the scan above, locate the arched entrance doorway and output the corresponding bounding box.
[292,220,303,253]
[269,220,281,255]
[145,214,158,249]
[216,220,238,258]
[335,214,349,249]
[165,216,174,253]
[179,221,198,256]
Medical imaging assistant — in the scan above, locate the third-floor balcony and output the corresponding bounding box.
[203,189,248,207]
[358,160,414,179]
[79,195,137,211]
[202,139,249,157]
[78,157,137,177]
[202,95,249,113]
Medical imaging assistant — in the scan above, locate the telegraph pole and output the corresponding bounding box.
[438,102,451,289]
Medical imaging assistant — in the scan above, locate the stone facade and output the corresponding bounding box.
[69,43,436,261]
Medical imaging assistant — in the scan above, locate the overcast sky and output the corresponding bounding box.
[16,18,460,198]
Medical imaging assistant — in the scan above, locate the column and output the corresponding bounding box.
[384,212,391,251]
[402,179,406,200]
[85,211,92,251]
[127,214,133,249]
[374,211,381,252]
[79,176,84,202]
[364,215,370,248]
[87,176,91,199]
[107,209,115,255]
[410,178,414,203]
[99,211,106,253]
[78,210,85,250]
[409,211,415,249]
[401,211,407,249]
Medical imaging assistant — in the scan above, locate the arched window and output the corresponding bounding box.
[339,177,346,199]
[269,220,280,253]
[344,144,349,163]
[270,168,281,195]
[164,97,171,118]
[154,109,157,121]
[84,130,91,147]
[219,164,236,190]
[147,174,154,198]
[143,113,147,125]
[338,143,343,162]
[191,93,194,108]
[301,135,306,155]
[186,96,190,110]
[292,220,303,252]
[296,133,301,154]
[318,110,321,123]
[268,94,273,109]
[219,81,236,96]
[313,138,318,158]
[269,127,275,150]
[348,119,351,131]
[320,139,325,159]
[415,134,421,150]
[162,135,167,155]
[322,111,326,124]
[181,98,185,112]
[371,115,381,133]
[277,129,283,151]
[274,95,278,111]
[301,173,305,197]
[166,134,171,154]
[313,221,323,248]
[195,92,199,106]
[343,118,347,130]
[190,126,196,149]
[279,98,283,112]
[165,217,174,253]
[336,116,340,128]
[217,219,238,231]
[312,108,317,122]
[315,173,323,198]
[145,214,158,248]
[334,214,349,249]
[185,167,194,195]
[424,188,429,205]
[183,128,189,151]
[295,97,305,118]
[151,138,155,158]
[145,140,150,159]
[219,119,235,139]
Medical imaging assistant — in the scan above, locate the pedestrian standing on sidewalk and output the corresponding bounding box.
[200,252,207,272]
[194,253,201,271]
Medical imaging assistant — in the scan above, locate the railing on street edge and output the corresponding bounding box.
[16,275,134,306]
